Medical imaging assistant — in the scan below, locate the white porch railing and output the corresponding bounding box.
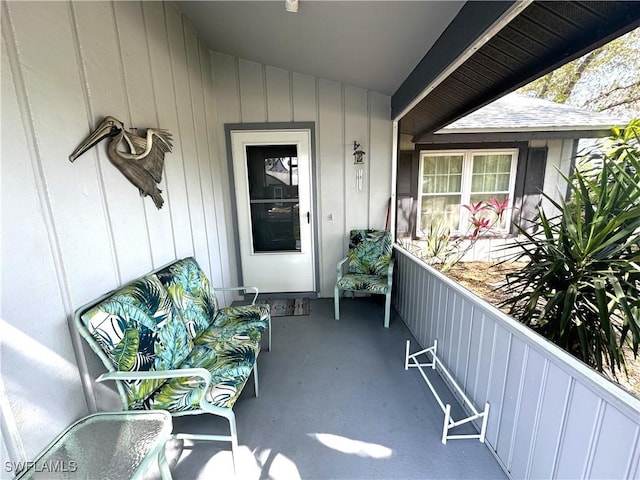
[392,245,640,480]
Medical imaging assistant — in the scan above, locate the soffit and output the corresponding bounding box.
[397,1,640,140]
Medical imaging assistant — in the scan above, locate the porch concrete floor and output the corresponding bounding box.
[164,298,507,480]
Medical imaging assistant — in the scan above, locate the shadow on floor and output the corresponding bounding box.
[162,298,507,480]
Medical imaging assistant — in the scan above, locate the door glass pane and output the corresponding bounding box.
[250,203,300,252]
[246,145,301,252]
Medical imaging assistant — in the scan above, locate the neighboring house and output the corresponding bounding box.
[396,93,628,241]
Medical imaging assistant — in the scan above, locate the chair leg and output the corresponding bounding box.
[228,414,239,477]
[384,292,391,328]
[253,358,259,397]
[175,411,239,477]
[158,443,173,480]
[334,286,340,320]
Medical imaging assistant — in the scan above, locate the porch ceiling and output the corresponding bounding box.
[176,1,466,96]
[177,1,639,140]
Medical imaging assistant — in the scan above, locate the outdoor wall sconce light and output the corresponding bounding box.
[353,141,366,164]
[353,141,366,192]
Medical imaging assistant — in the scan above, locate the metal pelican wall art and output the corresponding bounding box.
[69,116,173,209]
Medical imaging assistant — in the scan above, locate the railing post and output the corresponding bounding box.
[404,340,410,370]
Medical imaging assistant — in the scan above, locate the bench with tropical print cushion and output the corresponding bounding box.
[73,257,270,474]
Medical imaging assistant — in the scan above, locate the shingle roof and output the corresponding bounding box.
[438,93,628,134]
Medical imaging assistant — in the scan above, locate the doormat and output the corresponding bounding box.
[265,298,310,317]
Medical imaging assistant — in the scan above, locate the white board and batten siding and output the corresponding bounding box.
[1,0,393,465]
[1,1,235,464]
[536,138,576,216]
[210,55,393,297]
[393,247,640,479]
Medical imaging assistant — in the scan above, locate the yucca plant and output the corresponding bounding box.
[501,120,640,376]
[418,218,452,265]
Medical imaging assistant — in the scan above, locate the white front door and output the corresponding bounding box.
[230,129,315,293]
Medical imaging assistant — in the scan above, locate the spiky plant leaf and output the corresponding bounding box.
[500,120,640,375]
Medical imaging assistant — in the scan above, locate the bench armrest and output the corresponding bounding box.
[97,367,212,385]
[98,369,212,411]
[213,286,259,304]
[387,258,395,285]
[97,368,236,417]
[336,256,348,281]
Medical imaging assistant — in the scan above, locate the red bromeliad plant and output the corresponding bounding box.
[464,200,486,215]
[488,197,510,215]
[470,216,491,237]
[464,198,509,238]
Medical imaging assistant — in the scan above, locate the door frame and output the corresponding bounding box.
[224,122,319,294]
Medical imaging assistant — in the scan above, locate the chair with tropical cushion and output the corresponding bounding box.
[74,257,270,475]
[334,229,394,328]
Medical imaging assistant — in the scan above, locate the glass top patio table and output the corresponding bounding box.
[15,410,173,480]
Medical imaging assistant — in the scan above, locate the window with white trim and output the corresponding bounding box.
[417,149,518,235]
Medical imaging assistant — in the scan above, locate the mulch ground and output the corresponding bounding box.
[443,261,639,398]
[445,261,523,313]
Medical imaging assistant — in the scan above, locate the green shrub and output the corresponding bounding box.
[501,120,640,375]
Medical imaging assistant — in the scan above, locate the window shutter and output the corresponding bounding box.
[512,147,547,233]
[396,151,417,238]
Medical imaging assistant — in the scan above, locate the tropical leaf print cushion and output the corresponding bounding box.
[147,336,260,410]
[213,304,270,334]
[336,273,390,294]
[346,230,392,275]
[80,274,192,408]
[155,257,218,340]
